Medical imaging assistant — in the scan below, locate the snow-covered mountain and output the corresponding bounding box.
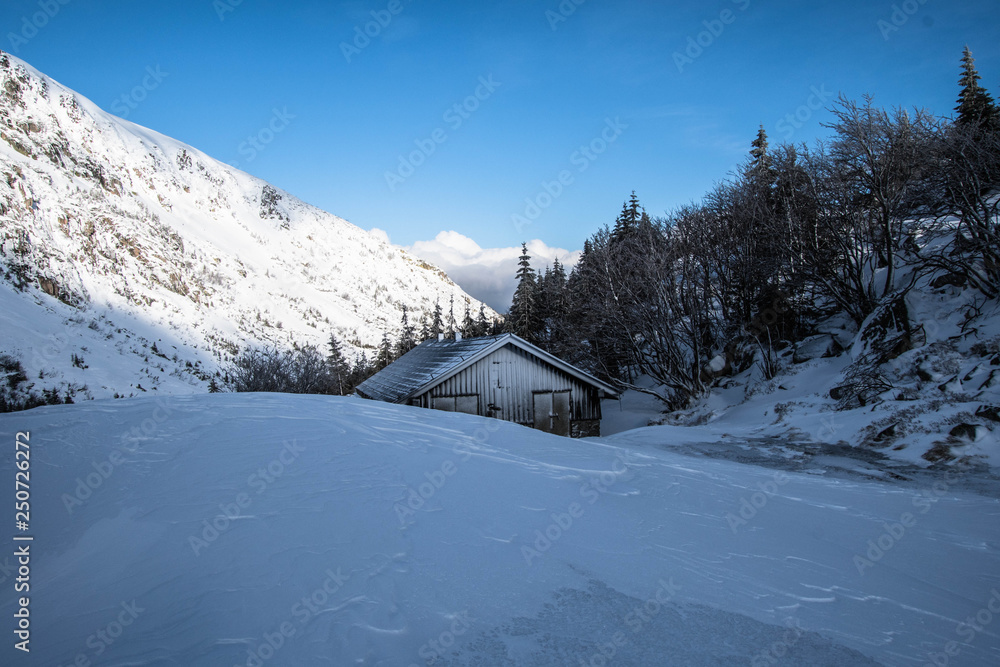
[0,52,494,400]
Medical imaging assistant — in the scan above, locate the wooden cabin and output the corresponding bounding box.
[355,333,619,437]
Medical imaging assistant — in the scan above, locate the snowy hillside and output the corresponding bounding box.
[2,396,999,665]
[0,52,493,400]
[602,280,1000,474]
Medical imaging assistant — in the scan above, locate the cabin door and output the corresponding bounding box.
[533,391,571,437]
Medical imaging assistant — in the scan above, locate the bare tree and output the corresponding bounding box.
[922,123,1000,297]
[820,96,936,307]
[226,345,334,394]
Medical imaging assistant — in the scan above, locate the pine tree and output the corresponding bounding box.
[395,306,417,357]
[461,299,476,337]
[431,299,444,337]
[612,191,644,241]
[346,351,373,392]
[375,332,395,370]
[476,304,490,337]
[750,124,768,165]
[508,242,540,342]
[539,258,569,353]
[956,46,999,130]
[418,311,432,341]
[447,295,457,334]
[327,334,350,395]
[748,125,777,187]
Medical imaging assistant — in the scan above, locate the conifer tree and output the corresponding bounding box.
[327,334,350,395]
[425,299,444,338]
[395,306,417,357]
[508,242,540,342]
[447,295,457,334]
[956,46,999,130]
[612,191,644,241]
[433,300,443,335]
[748,125,777,191]
[539,258,569,353]
[375,332,395,370]
[750,124,769,166]
[347,351,373,392]
[461,299,476,337]
[476,304,490,337]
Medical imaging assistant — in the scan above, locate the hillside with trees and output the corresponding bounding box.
[503,48,1000,461]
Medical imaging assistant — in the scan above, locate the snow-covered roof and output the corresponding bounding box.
[356,333,619,403]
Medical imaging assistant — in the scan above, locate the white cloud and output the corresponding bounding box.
[368,227,391,245]
[403,231,581,312]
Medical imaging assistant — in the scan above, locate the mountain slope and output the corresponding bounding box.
[0,52,493,400]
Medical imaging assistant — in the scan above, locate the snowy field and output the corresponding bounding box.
[1,394,998,666]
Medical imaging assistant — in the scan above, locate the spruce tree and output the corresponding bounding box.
[327,334,350,395]
[447,295,457,334]
[395,306,417,357]
[476,304,490,337]
[508,242,539,342]
[430,299,444,338]
[748,125,777,188]
[461,299,476,337]
[956,46,999,130]
[375,332,395,370]
[347,351,372,391]
[539,258,569,353]
[612,191,643,241]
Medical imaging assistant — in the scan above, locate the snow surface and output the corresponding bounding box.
[1,395,998,665]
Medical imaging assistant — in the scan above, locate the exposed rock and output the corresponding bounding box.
[975,405,1000,423]
[922,442,954,463]
[949,423,981,441]
[873,423,898,443]
[930,272,967,289]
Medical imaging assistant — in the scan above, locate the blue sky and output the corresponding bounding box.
[3,0,999,307]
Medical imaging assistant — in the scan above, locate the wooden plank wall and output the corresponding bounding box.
[418,345,601,425]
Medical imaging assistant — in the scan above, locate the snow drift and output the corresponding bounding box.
[1,395,997,665]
